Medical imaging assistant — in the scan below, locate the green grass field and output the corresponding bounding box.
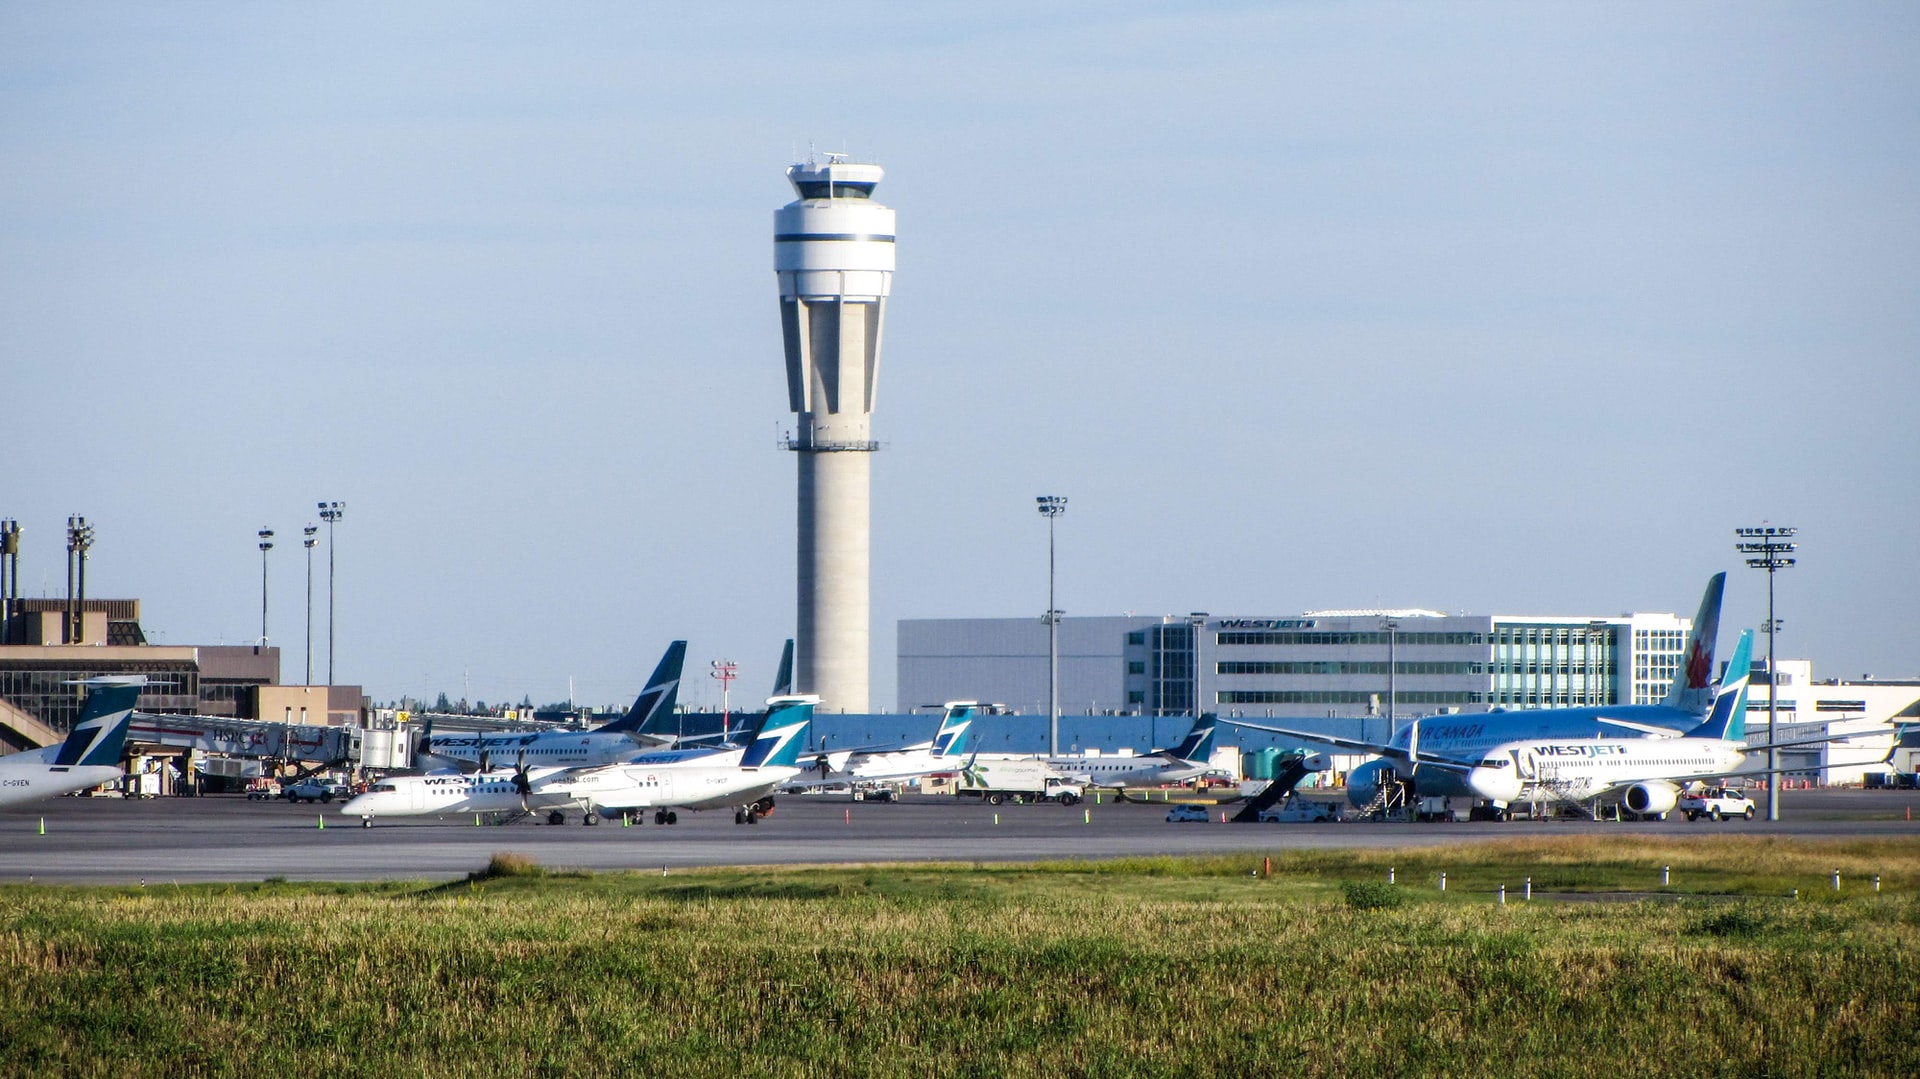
[4,837,1917,1077]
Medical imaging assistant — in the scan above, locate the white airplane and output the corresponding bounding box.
[1221,573,1738,812]
[342,695,814,827]
[1042,713,1218,788]
[540,696,815,825]
[1380,632,1920,819]
[416,641,685,770]
[0,678,142,807]
[797,701,979,787]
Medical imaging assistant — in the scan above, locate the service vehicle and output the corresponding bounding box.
[955,759,1084,806]
[1679,786,1755,821]
[1256,794,1339,823]
[1165,804,1212,823]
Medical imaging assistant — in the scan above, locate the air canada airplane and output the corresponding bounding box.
[1397,632,1920,818]
[1222,573,1735,809]
[1042,713,1219,788]
[0,678,142,807]
[416,641,686,770]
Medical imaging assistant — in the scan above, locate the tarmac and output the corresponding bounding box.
[2,787,1918,885]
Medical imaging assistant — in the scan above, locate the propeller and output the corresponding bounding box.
[478,747,493,774]
[512,749,532,811]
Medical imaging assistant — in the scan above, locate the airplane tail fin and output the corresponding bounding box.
[932,702,977,759]
[1660,573,1726,715]
[742,695,815,769]
[771,639,795,697]
[597,640,687,735]
[52,678,144,767]
[1686,629,1751,742]
[1881,723,1920,763]
[1165,713,1217,763]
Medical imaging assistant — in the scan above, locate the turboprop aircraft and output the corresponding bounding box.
[533,695,815,825]
[0,678,142,807]
[1041,713,1218,788]
[415,640,686,770]
[795,701,979,788]
[1221,573,1734,810]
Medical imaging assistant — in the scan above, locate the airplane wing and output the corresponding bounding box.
[1594,717,1685,737]
[1216,717,1399,757]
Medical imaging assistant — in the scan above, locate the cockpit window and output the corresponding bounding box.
[1478,759,1510,769]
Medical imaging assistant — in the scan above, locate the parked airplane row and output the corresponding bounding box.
[1228,576,1920,819]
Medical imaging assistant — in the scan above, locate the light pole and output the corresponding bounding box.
[257,528,274,648]
[1037,495,1067,756]
[1380,617,1399,742]
[319,501,345,684]
[303,524,317,685]
[66,516,94,644]
[0,519,17,645]
[1737,525,1797,822]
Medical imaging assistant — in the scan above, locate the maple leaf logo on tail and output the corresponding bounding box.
[1685,640,1713,689]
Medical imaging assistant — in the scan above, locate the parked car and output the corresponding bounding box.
[282,779,351,804]
[244,784,282,801]
[1165,804,1212,823]
[1680,787,1755,822]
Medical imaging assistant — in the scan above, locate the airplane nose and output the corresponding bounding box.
[1467,766,1522,804]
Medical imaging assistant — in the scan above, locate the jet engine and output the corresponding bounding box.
[1622,780,1680,817]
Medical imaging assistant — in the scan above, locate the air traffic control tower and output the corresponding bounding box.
[775,155,894,712]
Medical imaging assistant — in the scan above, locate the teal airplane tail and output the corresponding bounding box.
[933,703,977,759]
[53,679,143,768]
[604,640,688,736]
[742,696,815,769]
[1687,629,1752,742]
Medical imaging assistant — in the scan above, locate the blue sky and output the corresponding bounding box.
[4,3,1915,709]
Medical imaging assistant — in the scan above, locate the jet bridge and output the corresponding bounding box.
[127,712,413,771]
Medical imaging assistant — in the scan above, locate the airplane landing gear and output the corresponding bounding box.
[548,810,566,826]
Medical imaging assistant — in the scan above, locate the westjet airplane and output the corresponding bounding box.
[1043,713,1219,788]
[796,701,979,787]
[416,640,686,770]
[342,695,814,827]
[518,695,815,825]
[1398,631,1920,818]
[1223,573,1733,811]
[0,678,142,807]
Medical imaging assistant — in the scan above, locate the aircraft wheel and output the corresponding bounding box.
[666,811,678,825]
[548,810,566,826]
[747,810,760,824]
[583,813,598,826]
[654,810,668,825]
[734,809,746,824]
[361,817,372,829]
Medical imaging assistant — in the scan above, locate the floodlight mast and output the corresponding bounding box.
[257,528,275,648]
[319,502,345,684]
[1736,525,1797,822]
[1037,495,1067,755]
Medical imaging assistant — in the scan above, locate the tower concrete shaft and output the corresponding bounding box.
[775,156,893,712]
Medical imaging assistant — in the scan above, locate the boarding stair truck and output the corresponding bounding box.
[956,759,1085,806]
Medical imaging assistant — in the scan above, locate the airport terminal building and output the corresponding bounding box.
[898,608,1694,722]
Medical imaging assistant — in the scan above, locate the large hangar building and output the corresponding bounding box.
[899,608,1696,723]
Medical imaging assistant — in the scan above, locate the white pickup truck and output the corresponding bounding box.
[1679,787,1755,822]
